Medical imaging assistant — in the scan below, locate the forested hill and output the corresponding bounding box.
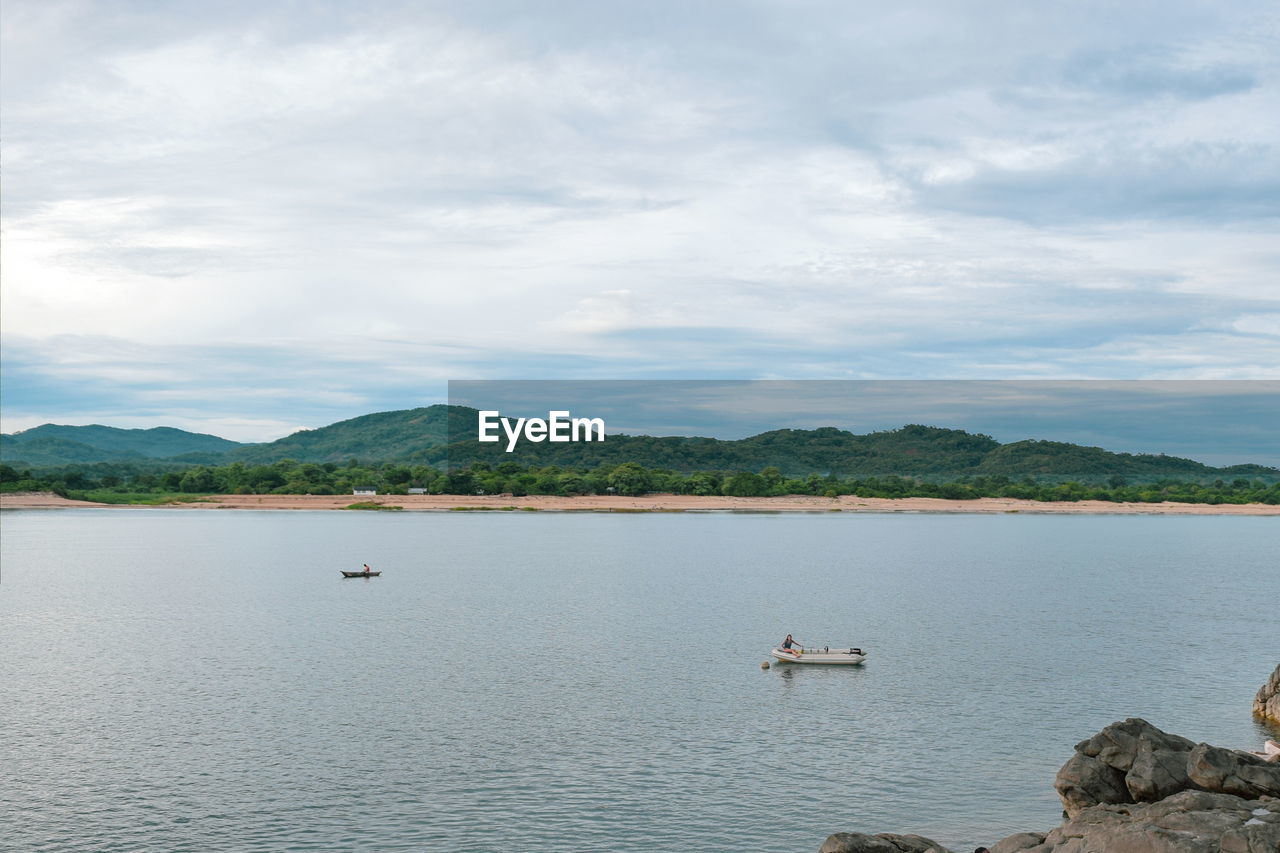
[223,407,456,464]
[449,422,1006,477]
[3,404,1276,484]
[444,417,1276,483]
[0,424,245,467]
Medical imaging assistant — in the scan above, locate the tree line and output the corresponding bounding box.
[2,460,1277,505]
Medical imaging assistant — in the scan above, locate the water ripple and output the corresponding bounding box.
[2,510,1276,852]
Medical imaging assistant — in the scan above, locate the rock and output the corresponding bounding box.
[820,719,1280,853]
[1054,752,1133,815]
[1128,732,1195,801]
[817,832,953,853]
[988,832,1045,853]
[1054,718,1200,815]
[1003,792,1280,853]
[1071,717,1196,771]
[1052,718,1280,815]
[1254,663,1280,724]
[1186,743,1280,799]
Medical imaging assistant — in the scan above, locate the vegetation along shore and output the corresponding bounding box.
[2,405,1277,508]
[3,492,1278,515]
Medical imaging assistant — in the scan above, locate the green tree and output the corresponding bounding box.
[178,467,217,493]
[688,472,721,496]
[384,465,413,485]
[558,473,589,495]
[723,471,767,497]
[607,462,652,496]
[443,470,475,494]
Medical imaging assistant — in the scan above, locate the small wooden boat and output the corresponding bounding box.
[340,570,381,578]
[771,645,867,665]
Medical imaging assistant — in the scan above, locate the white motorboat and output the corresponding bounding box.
[771,645,867,665]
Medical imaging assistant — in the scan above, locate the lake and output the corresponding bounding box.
[2,509,1276,852]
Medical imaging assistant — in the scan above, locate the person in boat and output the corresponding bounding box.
[781,634,801,655]
[363,563,372,574]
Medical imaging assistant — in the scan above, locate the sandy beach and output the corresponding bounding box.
[3,491,1277,515]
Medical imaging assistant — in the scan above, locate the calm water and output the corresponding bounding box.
[2,509,1277,852]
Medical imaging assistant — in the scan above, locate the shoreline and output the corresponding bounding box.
[3,491,1278,515]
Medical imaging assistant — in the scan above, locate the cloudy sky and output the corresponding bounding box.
[2,1,1278,444]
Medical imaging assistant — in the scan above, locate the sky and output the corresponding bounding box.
[2,1,1278,448]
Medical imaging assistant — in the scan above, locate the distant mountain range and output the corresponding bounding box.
[3,405,1277,484]
[0,424,245,468]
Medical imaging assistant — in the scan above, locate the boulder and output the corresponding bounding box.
[1054,718,1200,814]
[1186,743,1280,799]
[817,798,1280,853]
[1055,752,1133,815]
[819,719,1280,853]
[817,832,953,853]
[988,832,1046,853]
[1053,718,1280,815]
[1128,733,1195,801]
[1000,792,1280,853]
[1254,663,1280,724]
[1071,717,1196,773]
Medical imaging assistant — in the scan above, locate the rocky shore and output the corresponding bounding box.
[818,718,1280,853]
[1254,665,1280,725]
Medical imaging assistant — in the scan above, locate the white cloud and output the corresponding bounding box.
[1232,313,1280,337]
[2,0,1278,435]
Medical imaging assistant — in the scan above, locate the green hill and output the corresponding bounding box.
[221,405,1262,483]
[224,406,460,465]
[1,424,244,467]
[976,440,1217,480]
[440,409,1275,483]
[0,436,149,468]
[441,421,1008,477]
[5,405,1276,485]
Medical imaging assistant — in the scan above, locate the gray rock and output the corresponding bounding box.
[1055,718,1200,815]
[819,720,1280,853]
[1073,717,1195,772]
[988,831,1045,853]
[1127,731,1195,801]
[1221,818,1280,853]
[1252,663,1280,724]
[1135,789,1259,817]
[997,793,1280,853]
[1053,718,1280,815]
[817,832,953,853]
[1055,752,1132,816]
[1186,742,1280,799]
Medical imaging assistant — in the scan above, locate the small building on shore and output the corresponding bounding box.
[352,487,377,496]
